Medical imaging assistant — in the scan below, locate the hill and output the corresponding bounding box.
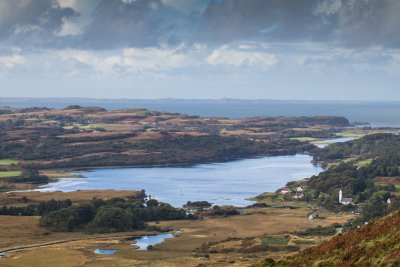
[257,210,400,266]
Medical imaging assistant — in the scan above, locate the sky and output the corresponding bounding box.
[0,0,400,100]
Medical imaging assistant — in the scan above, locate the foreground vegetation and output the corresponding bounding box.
[0,202,352,266]
[257,210,400,266]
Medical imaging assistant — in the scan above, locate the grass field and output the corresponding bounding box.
[0,190,142,206]
[0,206,354,266]
[250,192,313,208]
[0,171,22,178]
[326,157,356,169]
[355,159,372,167]
[0,159,19,165]
[324,157,372,169]
[261,235,289,245]
[290,137,316,142]
[336,128,399,139]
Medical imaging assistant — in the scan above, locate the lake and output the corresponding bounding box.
[36,154,323,207]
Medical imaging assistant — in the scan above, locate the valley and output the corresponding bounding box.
[0,106,399,266]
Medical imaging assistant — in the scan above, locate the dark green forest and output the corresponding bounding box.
[1,195,187,233]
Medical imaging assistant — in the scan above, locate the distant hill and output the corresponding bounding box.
[2,98,400,127]
[257,210,400,266]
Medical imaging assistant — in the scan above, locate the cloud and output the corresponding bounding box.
[198,0,400,49]
[0,0,76,46]
[57,45,190,74]
[160,0,209,14]
[207,44,278,67]
[338,0,400,48]
[0,50,26,69]
[80,0,192,49]
[0,0,399,50]
[56,17,82,36]
[314,0,342,16]
[198,0,333,44]
[56,0,102,37]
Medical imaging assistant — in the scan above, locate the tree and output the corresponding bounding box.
[40,208,80,231]
[88,206,133,232]
[146,199,159,208]
[74,204,95,224]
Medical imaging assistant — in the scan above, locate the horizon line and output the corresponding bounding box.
[0,97,400,104]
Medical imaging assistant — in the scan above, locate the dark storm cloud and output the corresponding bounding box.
[1,0,400,49]
[0,0,76,46]
[198,0,400,48]
[338,0,400,48]
[81,0,191,49]
[198,0,333,43]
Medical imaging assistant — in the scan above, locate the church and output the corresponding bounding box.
[339,189,353,205]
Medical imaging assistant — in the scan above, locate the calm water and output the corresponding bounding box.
[133,233,175,250]
[94,249,117,255]
[37,154,323,207]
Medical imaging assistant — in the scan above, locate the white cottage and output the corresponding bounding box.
[339,189,353,205]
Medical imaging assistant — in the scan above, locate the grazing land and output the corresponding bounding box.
[0,159,19,165]
[0,171,22,178]
[0,190,144,206]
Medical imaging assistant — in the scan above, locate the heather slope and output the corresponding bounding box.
[258,210,400,266]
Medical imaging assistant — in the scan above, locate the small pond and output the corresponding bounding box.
[132,233,175,250]
[94,248,117,255]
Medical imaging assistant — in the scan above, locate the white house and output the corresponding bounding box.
[293,193,304,199]
[296,186,304,192]
[339,189,353,205]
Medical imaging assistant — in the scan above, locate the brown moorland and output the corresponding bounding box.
[0,206,353,267]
